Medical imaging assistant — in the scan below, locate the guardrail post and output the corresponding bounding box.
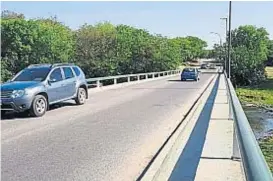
[232,123,241,160]
[145,74,148,79]
[96,80,100,87]
[128,76,130,82]
[114,78,117,84]
[137,75,140,81]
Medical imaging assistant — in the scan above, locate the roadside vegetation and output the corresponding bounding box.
[260,136,273,172]
[1,10,209,82]
[236,67,273,107]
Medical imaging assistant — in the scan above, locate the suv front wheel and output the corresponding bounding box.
[75,87,87,105]
[30,95,47,117]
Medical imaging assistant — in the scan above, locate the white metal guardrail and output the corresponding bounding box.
[86,70,182,88]
[225,72,273,181]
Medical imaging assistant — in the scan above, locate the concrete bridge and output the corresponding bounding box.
[1,67,272,181]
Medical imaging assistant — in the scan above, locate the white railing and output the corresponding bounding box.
[86,70,182,88]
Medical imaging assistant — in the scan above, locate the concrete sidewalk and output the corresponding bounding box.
[140,73,245,181]
[194,74,244,181]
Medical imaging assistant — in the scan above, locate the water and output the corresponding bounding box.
[243,106,273,139]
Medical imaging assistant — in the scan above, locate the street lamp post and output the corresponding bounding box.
[227,1,232,78]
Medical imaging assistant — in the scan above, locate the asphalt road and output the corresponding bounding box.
[1,73,215,181]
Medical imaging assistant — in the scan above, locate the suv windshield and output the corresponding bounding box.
[13,67,51,82]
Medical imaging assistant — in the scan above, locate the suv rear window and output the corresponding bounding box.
[63,67,74,79]
[183,68,195,72]
[72,67,81,76]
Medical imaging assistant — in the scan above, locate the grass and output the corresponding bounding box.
[259,137,273,172]
[236,67,273,107]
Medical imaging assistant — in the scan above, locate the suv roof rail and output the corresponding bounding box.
[51,63,75,68]
[28,64,52,68]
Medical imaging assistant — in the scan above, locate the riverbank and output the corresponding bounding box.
[236,66,273,172]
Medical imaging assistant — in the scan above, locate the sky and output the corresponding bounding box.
[1,1,273,49]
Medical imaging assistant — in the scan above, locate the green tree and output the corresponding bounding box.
[1,17,75,81]
[1,10,25,19]
[230,25,270,86]
[74,22,117,78]
[267,40,273,57]
[1,11,209,82]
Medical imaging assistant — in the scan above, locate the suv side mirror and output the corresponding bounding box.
[48,78,57,84]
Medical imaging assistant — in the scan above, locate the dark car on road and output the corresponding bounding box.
[181,67,200,81]
[0,63,88,117]
[200,64,208,69]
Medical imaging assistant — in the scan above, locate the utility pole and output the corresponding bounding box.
[220,17,228,72]
[227,1,232,78]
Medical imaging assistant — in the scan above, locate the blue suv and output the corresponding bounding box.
[1,63,88,117]
[181,67,200,81]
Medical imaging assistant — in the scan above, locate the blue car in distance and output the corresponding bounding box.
[0,63,88,117]
[181,67,200,81]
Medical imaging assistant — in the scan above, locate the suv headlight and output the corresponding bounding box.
[11,90,25,98]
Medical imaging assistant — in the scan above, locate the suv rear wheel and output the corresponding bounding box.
[75,87,86,105]
[30,95,47,117]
